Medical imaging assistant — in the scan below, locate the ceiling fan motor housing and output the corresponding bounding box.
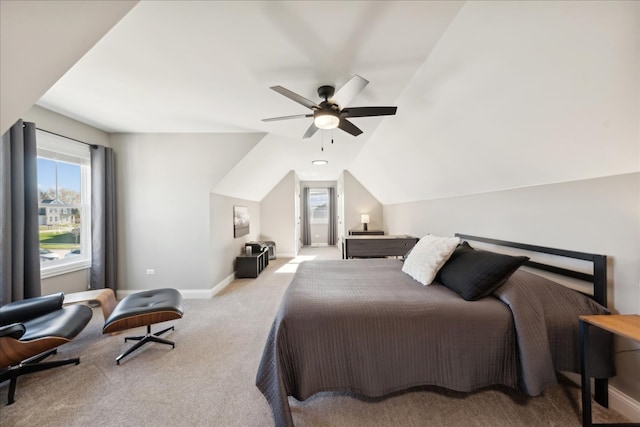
[317,85,335,101]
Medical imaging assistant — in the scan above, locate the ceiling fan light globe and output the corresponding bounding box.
[314,112,340,129]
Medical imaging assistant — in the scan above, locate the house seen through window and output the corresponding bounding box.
[36,130,91,277]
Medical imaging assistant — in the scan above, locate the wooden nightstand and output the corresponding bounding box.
[579,314,640,427]
[343,235,418,259]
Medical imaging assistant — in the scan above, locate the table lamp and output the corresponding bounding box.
[361,214,370,231]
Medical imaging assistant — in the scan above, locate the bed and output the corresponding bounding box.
[256,234,614,427]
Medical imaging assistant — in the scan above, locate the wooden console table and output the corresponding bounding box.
[343,235,418,259]
[579,314,640,427]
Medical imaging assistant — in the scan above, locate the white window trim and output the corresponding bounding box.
[308,188,329,225]
[41,258,91,279]
[37,130,92,278]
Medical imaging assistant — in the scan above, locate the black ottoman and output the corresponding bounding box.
[103,288,183,364]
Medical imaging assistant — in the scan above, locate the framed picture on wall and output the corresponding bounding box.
[234,206,250,237]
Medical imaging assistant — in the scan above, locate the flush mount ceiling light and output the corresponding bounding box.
[313,110,340,130]
[312,159,328,166]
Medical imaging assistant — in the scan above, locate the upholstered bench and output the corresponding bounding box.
[103,288,183,365]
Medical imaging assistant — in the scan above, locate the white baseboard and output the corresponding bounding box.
[211,273,235,296]
[610,385,640,422]
[115,274,236,300]
[277,253,296,258]
[116,289,212,299]
[562,372,640,422]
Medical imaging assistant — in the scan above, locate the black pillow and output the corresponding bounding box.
[437,241,529,301]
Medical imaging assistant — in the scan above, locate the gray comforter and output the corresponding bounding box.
[256,259,612,427]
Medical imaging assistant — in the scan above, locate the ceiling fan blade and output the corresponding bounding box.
[262,113,313,122]
[270,86,318,110]
[338,118,363,137]
[332,75,369,107]
[303,123,319,139]
[341,106,398,118]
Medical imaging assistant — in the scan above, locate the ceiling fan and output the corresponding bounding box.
[262,75,397,138]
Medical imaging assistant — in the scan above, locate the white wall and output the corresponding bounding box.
[24,105,111,147]
[342,170,383,233]
[213,133,323,202]
[384,172,640,405]
[209,193,261,288]
[351,1,639,205]
[260,170,297,257]
[40,269,89,296]
[109,132,262,295]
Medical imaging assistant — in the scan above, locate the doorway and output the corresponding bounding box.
[302,187,336,246]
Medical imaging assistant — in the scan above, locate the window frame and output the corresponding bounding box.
[36,130,92,278]
[308,188,329,225]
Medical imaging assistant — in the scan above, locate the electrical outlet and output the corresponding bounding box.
[146,269,155,275]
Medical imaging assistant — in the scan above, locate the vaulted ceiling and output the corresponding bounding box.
[2,1,637,204]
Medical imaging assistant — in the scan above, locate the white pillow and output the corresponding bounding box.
[402,235,460,285]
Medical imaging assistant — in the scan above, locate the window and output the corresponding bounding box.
[36,130,91,278]
[308,188,329,224]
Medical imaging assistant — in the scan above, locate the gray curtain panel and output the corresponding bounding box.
[302,187,311,246]
[90,145,117,290]
[0,120,42,305]
[328,187,336,246]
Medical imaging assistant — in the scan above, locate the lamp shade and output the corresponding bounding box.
[314,110,340,129]
[361,214,370,224]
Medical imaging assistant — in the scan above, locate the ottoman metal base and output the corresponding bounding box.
[117,324,176,365]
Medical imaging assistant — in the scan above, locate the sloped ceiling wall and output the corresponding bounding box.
[2,1,637,207]
[0,0,138,134]
[349,1,639,205]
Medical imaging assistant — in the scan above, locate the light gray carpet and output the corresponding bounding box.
[0,247,631,426]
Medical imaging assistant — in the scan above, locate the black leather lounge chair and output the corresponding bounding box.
[0,292,93,405]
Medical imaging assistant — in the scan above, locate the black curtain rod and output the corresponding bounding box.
[35,127,99,149]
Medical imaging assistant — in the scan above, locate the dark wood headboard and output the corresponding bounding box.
[454,234,608,308]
